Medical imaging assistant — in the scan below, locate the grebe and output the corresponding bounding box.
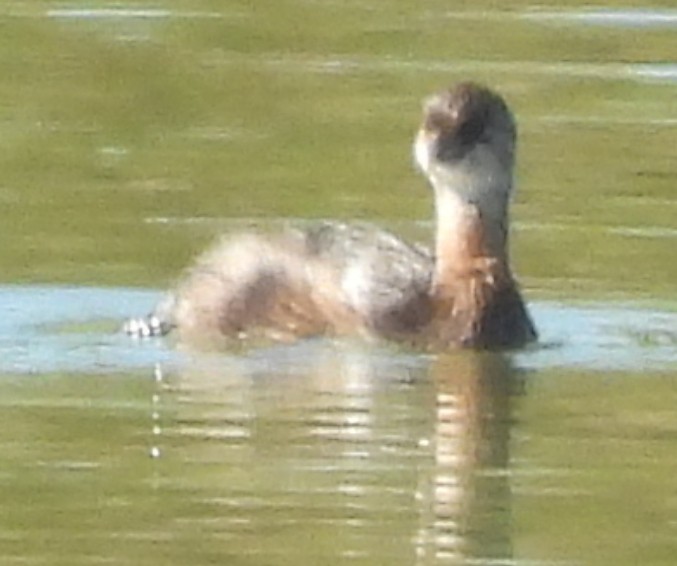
[125,82,537,349]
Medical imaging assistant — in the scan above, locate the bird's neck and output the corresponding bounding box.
[429,168,511,297]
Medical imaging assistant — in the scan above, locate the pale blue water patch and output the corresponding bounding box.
[521,303,677,371]
[633,64,677,82]
[0,285,176,374]
[0,285,675,376]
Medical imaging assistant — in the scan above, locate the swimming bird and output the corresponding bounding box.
[125,82,537,350]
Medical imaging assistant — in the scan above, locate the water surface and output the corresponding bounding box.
[1,1,676,564]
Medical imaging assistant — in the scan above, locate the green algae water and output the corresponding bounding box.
[0,2,676,565]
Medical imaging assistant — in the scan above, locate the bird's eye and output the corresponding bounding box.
[456,112,486,147]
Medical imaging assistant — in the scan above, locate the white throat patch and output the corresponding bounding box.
[413,130,432,174]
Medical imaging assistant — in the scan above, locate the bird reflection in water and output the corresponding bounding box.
[147,346,524,563]
[414,352,519,562]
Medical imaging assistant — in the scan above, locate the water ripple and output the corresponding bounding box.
[46,8,225,20]
[523,8,677,29]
